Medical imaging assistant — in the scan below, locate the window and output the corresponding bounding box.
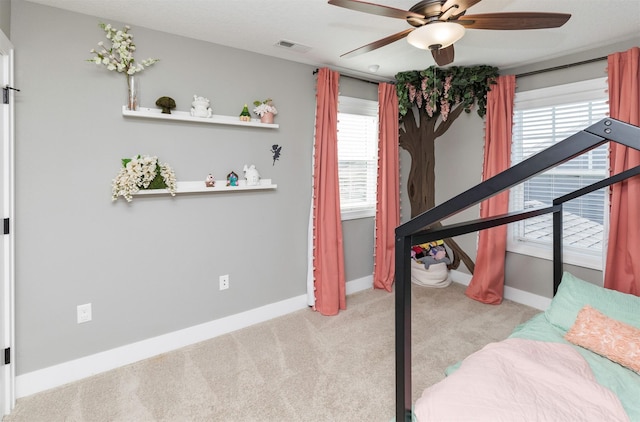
[508,78,608,269]
[337,96,379,220]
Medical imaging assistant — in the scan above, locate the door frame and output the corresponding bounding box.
[0,28,15,415]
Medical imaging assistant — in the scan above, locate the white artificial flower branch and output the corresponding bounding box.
[111,155,177,202]
[88,23,159,76]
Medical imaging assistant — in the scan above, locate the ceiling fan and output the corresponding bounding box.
[328,0,571,66]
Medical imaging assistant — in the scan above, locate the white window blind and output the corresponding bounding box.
[508,78,608,269]
[337,96,379,220]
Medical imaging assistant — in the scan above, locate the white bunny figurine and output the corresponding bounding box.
[243,164,260,186]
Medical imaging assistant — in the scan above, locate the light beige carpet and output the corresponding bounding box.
[4,282,539,422]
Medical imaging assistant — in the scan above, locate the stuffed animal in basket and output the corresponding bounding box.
[412,240,451,269]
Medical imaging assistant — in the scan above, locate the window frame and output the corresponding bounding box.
[336,96,379,221]
[507,77,609,270]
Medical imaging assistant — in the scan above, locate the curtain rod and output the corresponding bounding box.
[515,56,607,78]
[312,55,608,82]
[312,68,382,85]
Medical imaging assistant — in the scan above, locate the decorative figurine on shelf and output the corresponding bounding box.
[155,96,176,114]
[205,173,215,187]
[239,104,251,122]
[226,171,239,187]
[243,164,260,186]
[190,95,213,118]
[270,144,282,166]
[253,98,278,124]
[111,154,177,202]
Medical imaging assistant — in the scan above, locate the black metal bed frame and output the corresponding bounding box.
[394,118,640,422]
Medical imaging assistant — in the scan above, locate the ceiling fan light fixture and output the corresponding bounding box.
[407,22,465,51]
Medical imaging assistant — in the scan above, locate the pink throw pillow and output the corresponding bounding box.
[565,305,640,373]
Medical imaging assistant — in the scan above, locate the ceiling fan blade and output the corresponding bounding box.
[340,28,415,58]
[431,45,455,66]
[439,0,482,20]
[328,0,424,20]
[457,12,571,30]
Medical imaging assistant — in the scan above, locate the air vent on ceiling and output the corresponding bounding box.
[275,40,311,54]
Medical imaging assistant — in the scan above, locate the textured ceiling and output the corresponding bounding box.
[25,0,640,80]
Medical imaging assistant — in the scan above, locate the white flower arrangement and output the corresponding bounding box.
[88,23,159,76]
[253,99,278,117]
[112,155,177,202]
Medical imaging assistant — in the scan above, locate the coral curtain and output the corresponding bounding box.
[310,68,346,315]
[373,83,400,292]
[604,47,640,296]
[465,75,516,304]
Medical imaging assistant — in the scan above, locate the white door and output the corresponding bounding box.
[0,29,15,416]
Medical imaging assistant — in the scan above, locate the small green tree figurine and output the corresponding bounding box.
[239,104,251,121]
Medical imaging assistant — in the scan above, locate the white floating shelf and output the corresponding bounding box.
[122,106,279,129]
[134,179,277,196]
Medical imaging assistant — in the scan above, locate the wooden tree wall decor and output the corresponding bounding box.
[395,65,498,273]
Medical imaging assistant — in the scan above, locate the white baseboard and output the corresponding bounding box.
[16,272,548,398]
[449,269,473,286]
[346,274,374,295]
[16,275,374,399]
[450,270,551,311]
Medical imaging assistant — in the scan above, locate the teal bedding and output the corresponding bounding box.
[510,313,640,421]
[445,272,640,420]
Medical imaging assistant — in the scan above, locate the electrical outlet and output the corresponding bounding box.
[77,303,92,324]
[219,274,229,290]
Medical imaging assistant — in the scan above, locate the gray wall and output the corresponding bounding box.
[10,0,374,375]
[11,0,638,377]
[500,38,640,295]
[424,38,640,297]
[338,77,378,282]
[0,0,9,37]
[399,111,483,269]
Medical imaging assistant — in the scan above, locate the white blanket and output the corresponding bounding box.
[415,338,629,422]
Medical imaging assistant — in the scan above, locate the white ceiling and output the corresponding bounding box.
[25,0,640,81]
